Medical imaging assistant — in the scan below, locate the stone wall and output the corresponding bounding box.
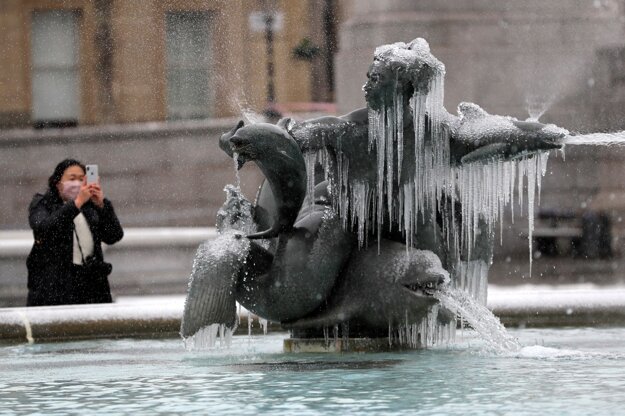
[0,0,318,128]
[0,119,263,230]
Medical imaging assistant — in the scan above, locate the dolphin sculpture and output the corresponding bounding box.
[181,113,565,339]
[181,121,452,339]
[449,102,567,164]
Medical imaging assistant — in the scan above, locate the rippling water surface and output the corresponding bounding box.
[1,328,625,415]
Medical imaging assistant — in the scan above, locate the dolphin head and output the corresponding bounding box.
[454,103,568,164]
[224,123,307,240]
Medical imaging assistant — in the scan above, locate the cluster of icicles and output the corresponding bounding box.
[183,307,269,350]
[304,71,549,281]
[185,307,456,351]
[316,305,456,350]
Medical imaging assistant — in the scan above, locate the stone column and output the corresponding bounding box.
[94,0,116,123]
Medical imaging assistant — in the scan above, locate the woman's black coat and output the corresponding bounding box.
[26,189,124,306]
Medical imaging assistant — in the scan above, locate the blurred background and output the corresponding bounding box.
[2,0,625,306]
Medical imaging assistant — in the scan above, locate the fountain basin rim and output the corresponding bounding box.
[1,287,625,344]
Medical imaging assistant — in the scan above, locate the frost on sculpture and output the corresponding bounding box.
[181,38,568,349]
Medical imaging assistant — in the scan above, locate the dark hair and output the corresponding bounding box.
[48,159,85,190]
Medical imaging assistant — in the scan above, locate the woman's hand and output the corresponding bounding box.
[74,178,91,209]
[89,179,105,208]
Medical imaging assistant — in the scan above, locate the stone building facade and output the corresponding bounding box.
[0,0,340,231]
[0,0,338,128]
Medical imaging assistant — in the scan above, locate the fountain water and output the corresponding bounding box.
[525,93,555,122]
[562,132,625,146]
[434,289,521,353]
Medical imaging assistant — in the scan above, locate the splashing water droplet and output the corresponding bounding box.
[435,288,521,353]
[233,152,241,191]
[562,131,625,146]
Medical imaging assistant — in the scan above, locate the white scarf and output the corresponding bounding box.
[73,213,94,265]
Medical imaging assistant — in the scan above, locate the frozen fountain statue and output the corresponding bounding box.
[181,38,568,350]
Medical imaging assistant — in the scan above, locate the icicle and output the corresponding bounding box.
[247,309,253,337]
[233,152,241,191]
[383,302,457,349]
[341,322,350,350]
[509,159,516,222]
[358,42,554,329]
[305,151,316,211]
[350,181,372,247]
[183,324,234,351]
[527,156,536,276]
[259,318,268,335]
[396,80,404,185]
[385,103,395,228]
[369,107,386,252]
[518,158,525,216]
[537,158,544,206]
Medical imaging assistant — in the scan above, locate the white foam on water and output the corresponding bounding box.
[514,345,589,359]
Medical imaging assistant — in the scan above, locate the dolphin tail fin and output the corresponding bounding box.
[180,235,249,338]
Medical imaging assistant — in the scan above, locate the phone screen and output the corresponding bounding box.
[86,164,98,184]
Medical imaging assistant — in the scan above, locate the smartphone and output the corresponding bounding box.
[86,164,98,184]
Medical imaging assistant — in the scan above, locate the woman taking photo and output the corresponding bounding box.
[27,159,124,306]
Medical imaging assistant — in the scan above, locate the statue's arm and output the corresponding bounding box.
[339,107,368,123]
[286,107,369,153]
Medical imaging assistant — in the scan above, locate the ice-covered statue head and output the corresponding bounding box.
[364,37,450,231]
[364,38,445,111]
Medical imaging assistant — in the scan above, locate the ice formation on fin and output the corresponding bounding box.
[183,324,234,350]
[182,183,258,350]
